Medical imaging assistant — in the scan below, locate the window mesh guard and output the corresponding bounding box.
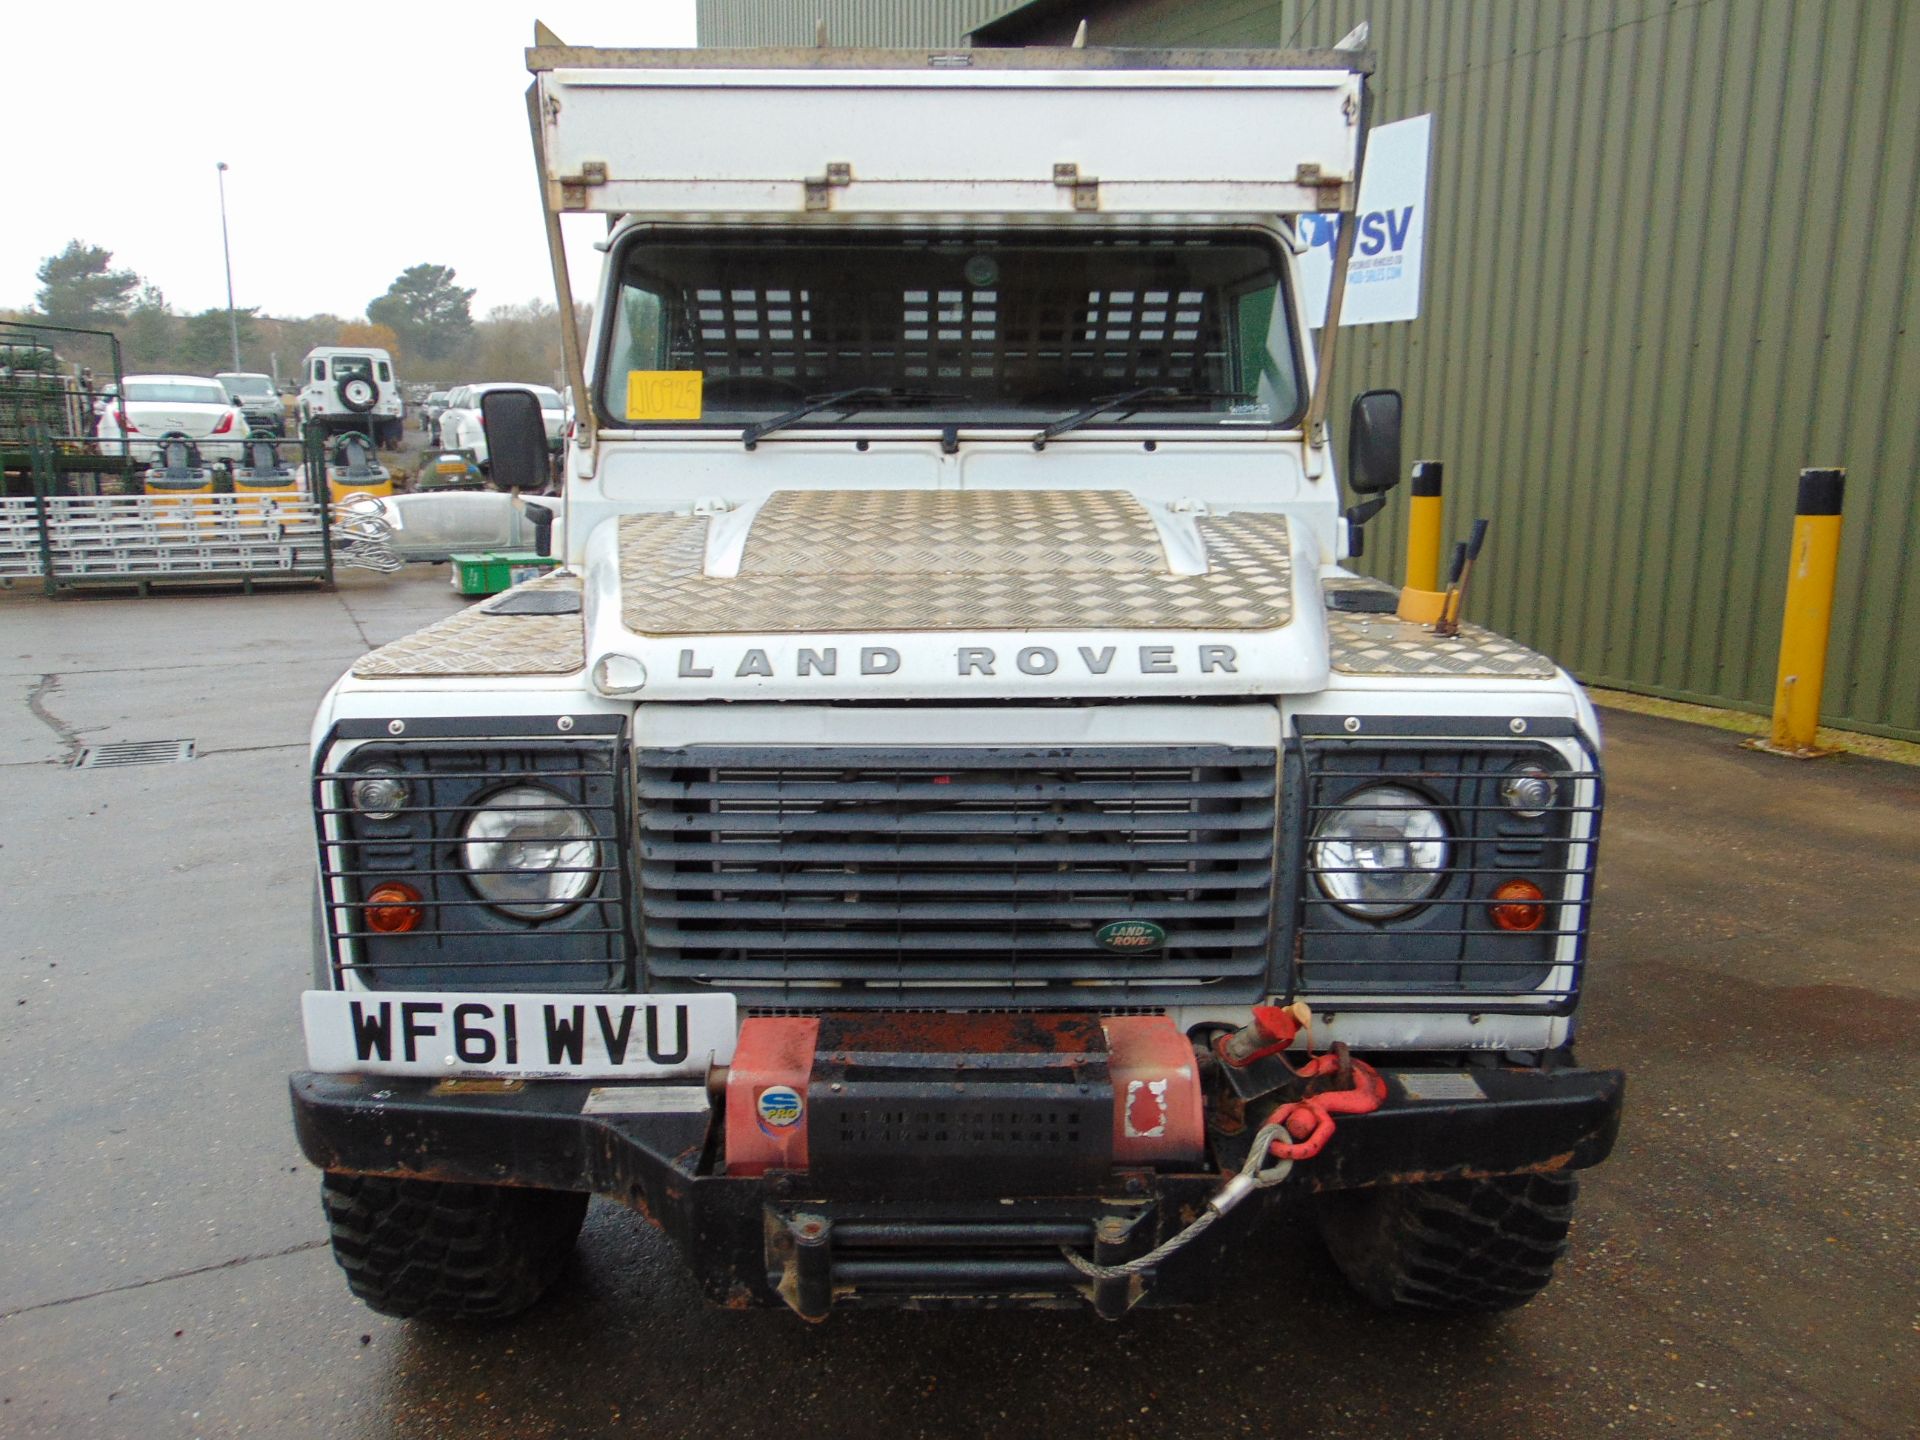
[667,280,1226,393]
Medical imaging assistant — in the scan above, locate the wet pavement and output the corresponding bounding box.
[1,569,1914,1439]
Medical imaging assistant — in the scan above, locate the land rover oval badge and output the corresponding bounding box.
[1095,920,1167,952]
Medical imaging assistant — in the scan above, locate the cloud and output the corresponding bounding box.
[0,1,695,319]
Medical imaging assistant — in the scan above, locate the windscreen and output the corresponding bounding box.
[601,230,1301,431]
[125,382,229,404]
[223,376,275,398]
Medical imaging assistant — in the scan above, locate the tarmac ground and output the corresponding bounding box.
[1,568,1914,1439]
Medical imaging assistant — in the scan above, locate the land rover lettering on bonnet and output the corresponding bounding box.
[289,26,1622,1326]
[668,642,1242,681]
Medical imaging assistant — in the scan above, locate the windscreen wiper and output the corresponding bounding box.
[740,387,952,448]
[1031,388,1258,449]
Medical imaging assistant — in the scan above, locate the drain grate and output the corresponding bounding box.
[73,740,197,769]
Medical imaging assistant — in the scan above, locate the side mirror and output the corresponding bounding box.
[480,388,549,492]
[1346,389,1404,495]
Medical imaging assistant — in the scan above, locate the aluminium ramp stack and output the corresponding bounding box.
[0,491,334,590]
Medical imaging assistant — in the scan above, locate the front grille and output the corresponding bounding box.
[636,744,1278,1008]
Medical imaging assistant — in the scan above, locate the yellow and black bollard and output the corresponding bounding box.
[1747,468,1845,758]
[1404,460,1444,593]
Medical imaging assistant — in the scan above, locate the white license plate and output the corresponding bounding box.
[302,990,736,1079]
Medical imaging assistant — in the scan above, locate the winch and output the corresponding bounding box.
[723,1012,1205,1191]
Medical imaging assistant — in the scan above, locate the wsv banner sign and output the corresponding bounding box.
[1300,114,1433,328]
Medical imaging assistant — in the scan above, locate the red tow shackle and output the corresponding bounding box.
[1263,1049,1389,1162]
[1215,1002,1390,1164]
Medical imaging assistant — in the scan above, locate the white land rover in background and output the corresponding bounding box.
[292,34,1623,1327]
[297,346,404,446]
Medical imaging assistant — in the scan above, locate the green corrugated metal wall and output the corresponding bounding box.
[696,0,1009,47]
[701,0,1920,739]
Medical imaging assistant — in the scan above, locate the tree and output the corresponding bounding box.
[336,321,400,354]
[122,285,179,372]
[178,307,258,372]
[367,264,474,362]
[469,300,566,384]
[35,241,142,329]
[259,313,349,382]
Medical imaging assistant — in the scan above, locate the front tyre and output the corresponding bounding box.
[1314,1172,1578,1314]
[320,1172,588,1321]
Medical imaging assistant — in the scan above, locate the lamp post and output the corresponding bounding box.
[216,161,240,370]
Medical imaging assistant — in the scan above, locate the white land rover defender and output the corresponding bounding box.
[298,345,406,447]
[292,32,1622,1323]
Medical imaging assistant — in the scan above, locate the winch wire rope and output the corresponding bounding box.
[1058,1122,1295,1282]
[1060,1004,1391,1283]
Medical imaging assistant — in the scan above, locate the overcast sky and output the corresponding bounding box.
[1,1,696,320]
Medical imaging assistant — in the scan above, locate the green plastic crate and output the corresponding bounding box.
[451,550,558,597]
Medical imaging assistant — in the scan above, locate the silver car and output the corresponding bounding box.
[217,371,287,436]
[422,390,451,439]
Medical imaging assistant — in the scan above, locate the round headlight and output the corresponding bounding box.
[351,766,409,821]
[1311,784,1450,919]
[461,785,599,919]
[1499,766,1557,819]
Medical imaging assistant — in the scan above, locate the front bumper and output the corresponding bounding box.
[291,1059,1623,1317]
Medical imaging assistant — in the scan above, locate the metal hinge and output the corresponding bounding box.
[1295,163,1350,212]
[804,162,853,211]
[1054,163,1100,211]
[558,160,607,211]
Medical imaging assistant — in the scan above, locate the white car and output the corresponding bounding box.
[437,383,567,467]
[298,346,405,446]
[96,374,251,464]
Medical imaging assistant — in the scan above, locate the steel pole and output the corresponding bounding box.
[1404,460,1444,592]
[1748,469,1847,758]
[217,162,241,370]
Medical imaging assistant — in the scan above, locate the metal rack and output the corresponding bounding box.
[0,428,334,595]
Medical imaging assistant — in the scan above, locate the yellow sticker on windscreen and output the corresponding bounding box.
[626,370,704,421]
